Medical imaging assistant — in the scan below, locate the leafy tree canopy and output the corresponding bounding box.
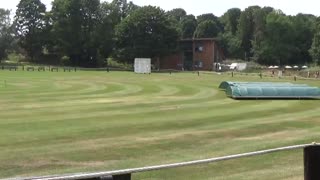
[115,6,179,61]
[14,0,46,61]
[194,20,220,38]
[0,9,13,61]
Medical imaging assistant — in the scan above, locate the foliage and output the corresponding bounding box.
[115,6,179,62]
[60,55,71,66]
[97,2,116,59]
[219,8,242,59]
[197,13,223,34]
[221,8,241,35]
[309,18,320,64]
[219,32,242,58]
[167,8,187,22]
[236,6,258,59]
[253,12,294,65]
[253,12,316,65]
[180,15,197,39]
[194,20,220,38]
[0,9,13,61]
[14,0,46,61]
[50,0,102,67]
[6,53,26,63]
[288,14,315,65]
[8,1,320,67]
[310,33,320,64]
[108,0,139,25]
[107,57,132,69]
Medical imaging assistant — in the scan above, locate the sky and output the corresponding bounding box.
[1,0,320,17]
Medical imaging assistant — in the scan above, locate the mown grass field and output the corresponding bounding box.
[0,70,319,179]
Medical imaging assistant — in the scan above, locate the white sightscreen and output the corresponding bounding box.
[134,58,151,74]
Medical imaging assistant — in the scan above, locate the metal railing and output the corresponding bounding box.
[6,143,320,180]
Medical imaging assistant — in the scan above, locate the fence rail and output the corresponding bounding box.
[6,143,320,180]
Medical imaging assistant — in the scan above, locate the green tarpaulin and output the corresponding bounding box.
[219,81,320,99]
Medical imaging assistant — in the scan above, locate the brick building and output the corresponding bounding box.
[157,38,225,71]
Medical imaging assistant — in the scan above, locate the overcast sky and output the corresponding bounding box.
[1,0,319,17]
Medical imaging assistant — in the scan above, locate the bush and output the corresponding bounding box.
[6,53,26,63]
[60,56,71,66]
[107,58,133,69]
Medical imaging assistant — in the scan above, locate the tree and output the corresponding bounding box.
[80,0,102,66]
[103,0,140,58]
[167,8,187,22]
[97,2,117,60]
[310,32,320,64]
[50,0,139,66]
[252,12,315,66]
[310,18,320,64]
[221,8,241,35]
[220,8,242,58]
[254,12,296,65]
[166,8,187,37]
[236,6,260,60]
[219,32,242,59]
[108,0,139,26]
[115,6,179,62]
[290,14,315,65]
[180,15,197,39]
[14,0,46,61]
[197,13,223,33]
[51,0,102,67]
[194,20,220,38]
[251,8,273,61]
[0,9,13,61]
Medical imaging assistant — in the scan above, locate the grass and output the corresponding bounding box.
[0,70,319,179]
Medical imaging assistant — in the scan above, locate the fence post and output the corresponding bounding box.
[77,175,112,180]
[113,174,131,180]
[304,145,320,180]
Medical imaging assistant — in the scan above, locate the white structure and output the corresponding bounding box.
[229,63,247,71]
[134,58,151,74]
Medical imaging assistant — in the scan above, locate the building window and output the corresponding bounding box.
[195,46,204,52]
[195,43,204,52]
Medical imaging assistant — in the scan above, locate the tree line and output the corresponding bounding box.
[0,0,320,67]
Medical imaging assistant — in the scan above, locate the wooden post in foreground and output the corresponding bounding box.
[79,174,131,180]
[84,176,112,180]
[113,174,131,180]
[304,145,320,180]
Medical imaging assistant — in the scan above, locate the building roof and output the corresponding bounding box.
[180,38,219,42]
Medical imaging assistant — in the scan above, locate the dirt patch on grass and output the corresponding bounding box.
[158,105,182,110]
[18,158,109,169]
